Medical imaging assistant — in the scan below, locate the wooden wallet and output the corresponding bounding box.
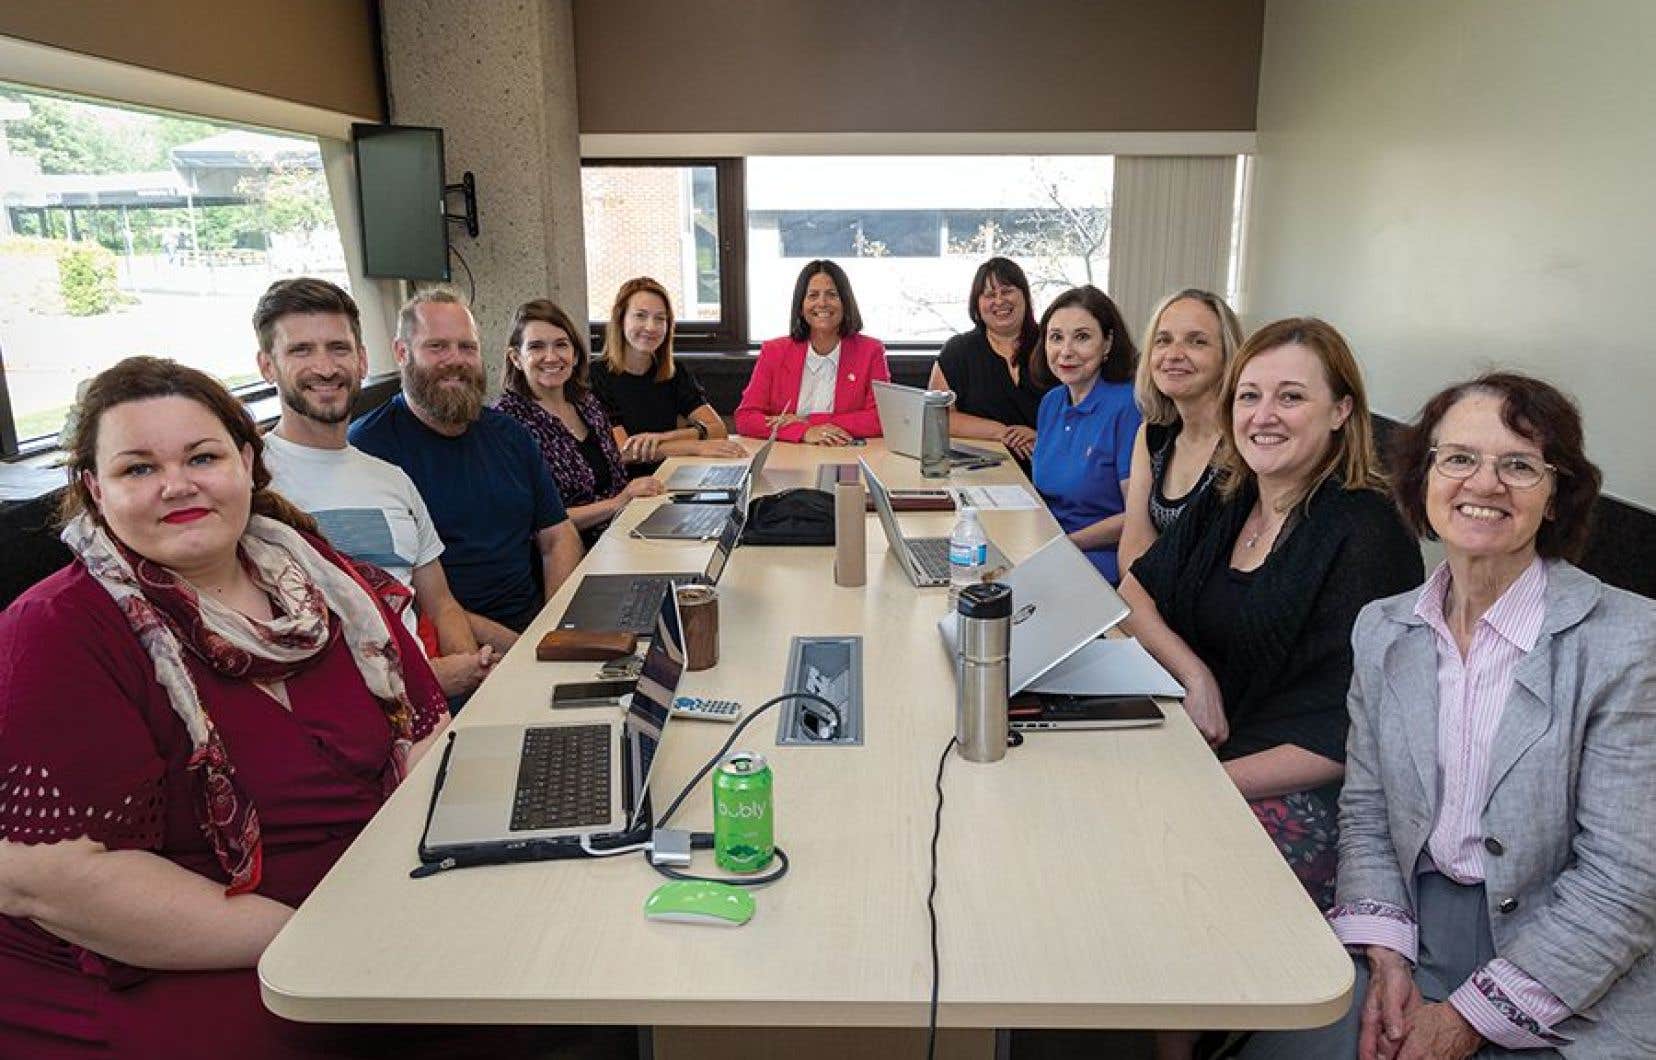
[534,629,638,662]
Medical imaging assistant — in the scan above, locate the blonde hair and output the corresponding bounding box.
[396,285,469,345]
[603,277,675,382]
[1133,289,1243,426]
[1214,317,1386,509]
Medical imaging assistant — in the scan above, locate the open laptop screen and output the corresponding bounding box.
[702,507,743,585]
[625,590,684,826]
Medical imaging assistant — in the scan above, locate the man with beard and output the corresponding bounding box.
[255,278,496,697]
[350,287,583,646]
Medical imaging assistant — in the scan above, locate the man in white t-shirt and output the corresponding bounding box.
[253,277,495,698]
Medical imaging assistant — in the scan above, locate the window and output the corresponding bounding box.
[0,82,349,455]
[747,156,1114,345]
[579,159,745,350]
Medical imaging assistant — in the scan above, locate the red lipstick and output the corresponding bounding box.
[161,508,210,524]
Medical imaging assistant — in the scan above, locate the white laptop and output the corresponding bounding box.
[859,457,1008,587]
[418,590,685,860]
[936,533,1132,695]
[872,380,1001,464]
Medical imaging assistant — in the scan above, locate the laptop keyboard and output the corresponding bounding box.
[676,506,729,538]
[700,465,745,488]
[908,536,952,582]
[510,725,612,831]
[616,578,670,630]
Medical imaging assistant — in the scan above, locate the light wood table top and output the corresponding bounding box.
[260,439,1352,1029]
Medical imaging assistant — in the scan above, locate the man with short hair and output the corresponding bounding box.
[350,288,583,642]
[253,277,496,697]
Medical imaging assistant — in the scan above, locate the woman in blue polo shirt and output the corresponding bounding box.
[1031,286,1142,583]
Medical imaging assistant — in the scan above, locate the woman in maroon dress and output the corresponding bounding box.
[0,357,451,1058]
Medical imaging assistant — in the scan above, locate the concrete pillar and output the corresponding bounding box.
[379,0,586,392]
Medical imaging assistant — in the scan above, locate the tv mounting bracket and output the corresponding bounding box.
[443,172,479,238]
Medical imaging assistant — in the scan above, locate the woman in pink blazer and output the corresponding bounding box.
[735,259,890,444]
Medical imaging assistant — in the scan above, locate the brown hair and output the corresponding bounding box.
[252,277,362,354]
[1133,288,1244,426]
[966,256,1041,364]
[59,356,317,536]
[1032,285,1138,390]
[1390,372,1600,561]
[1214,317,1385,508]
[503,300,592,403]
[603,277,676,382]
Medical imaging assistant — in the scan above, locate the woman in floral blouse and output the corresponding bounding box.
[495,300,665,549]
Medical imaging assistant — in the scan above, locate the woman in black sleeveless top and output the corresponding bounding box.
[1118,288,1242,579]
[926,257,1053,467]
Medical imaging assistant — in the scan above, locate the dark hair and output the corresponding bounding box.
[1033,285,1138,390]
[1390,372,1600,560]
[503,300,591,403]
[59,356,317,537]
[967,257,1041,364]
[252,277,362,353]
[603,277,676,382]
[1213,317,1385,506]
[787,259,863,342]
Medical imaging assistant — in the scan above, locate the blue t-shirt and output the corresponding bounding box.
[1031,379,1141,583]
[349,396,568,632]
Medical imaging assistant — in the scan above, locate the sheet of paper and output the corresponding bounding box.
[952,484,1042,510]
[1027,637,1186,698]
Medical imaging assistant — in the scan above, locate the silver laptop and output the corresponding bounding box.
[936,534,1132,697]
[663,419,781,492]
[872,380,1000,464]
[557,503,743,632]
[859,457,1008,587]
[632,471,755,541]
[420,591,685,856]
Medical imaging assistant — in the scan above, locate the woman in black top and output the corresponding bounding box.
[926,257,1052,464]
[1122,318,1422,914]
[1118,289,1242,578]
[590,277,745,472]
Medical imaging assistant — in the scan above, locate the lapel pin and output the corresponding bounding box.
[849,373,857,382]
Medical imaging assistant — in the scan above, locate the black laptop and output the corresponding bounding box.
[555,502,743,633]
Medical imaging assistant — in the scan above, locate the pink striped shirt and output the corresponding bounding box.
[1419,557,1547,881]
[1332,559,1571,1049]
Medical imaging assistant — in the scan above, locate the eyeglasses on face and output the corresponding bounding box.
[1428,444,1556,490]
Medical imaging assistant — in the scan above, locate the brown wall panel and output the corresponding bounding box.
[0,0,383,119]
[574,0,1262,134]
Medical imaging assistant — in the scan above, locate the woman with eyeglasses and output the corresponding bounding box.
[734,259,890,445]
[926,257,1052,466]
[1240,373,1654,1060]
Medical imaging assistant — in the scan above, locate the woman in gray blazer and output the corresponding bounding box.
[1243,373,1653,1059]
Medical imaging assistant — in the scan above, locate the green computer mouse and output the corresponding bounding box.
[643,880,756,927]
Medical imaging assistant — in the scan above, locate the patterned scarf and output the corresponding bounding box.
[61,512,419,896]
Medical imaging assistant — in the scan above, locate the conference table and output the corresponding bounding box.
[259,438,1352,1058]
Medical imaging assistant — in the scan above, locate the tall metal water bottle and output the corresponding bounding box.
[920,389,955,478]
[954,582,1012,763]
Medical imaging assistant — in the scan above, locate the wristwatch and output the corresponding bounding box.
[693,420,709,440]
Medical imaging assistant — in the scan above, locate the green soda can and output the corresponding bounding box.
[713,751,774,873]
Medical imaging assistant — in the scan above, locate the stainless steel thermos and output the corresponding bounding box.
[954,581,1012,763]
[920,389,955,478]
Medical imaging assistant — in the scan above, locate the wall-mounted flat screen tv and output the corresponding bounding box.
[352,123,450,281]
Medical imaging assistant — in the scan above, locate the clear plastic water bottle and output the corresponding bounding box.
[948,507,988,606]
